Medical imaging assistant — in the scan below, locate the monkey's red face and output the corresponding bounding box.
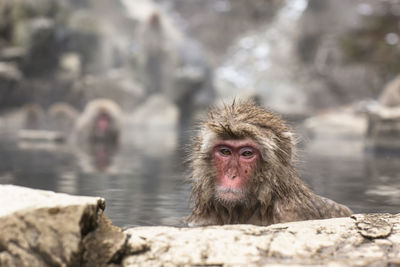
[213,139,260,204]
[96,113,111,137]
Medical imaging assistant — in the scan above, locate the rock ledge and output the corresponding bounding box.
[1,185,400,267]
[124,213,400,266]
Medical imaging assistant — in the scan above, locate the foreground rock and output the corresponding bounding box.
[2,185,400,266]
[0,185,126,267]
[124,213,400,266]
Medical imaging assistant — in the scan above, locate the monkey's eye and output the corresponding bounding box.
[240,148,254,158]
[219,148,232,156]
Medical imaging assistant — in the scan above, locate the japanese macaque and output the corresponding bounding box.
[138,11,181,96]
[24,103,45,130]
[47,102,79,135]
[142,12,166,95]
[74,99,122,145]
[187,100,352,226]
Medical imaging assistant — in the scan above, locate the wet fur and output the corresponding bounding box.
[187,100,352,226]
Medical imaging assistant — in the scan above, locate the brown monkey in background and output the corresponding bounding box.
[74,98,122,145]
[24,103,45,130]
[187,100,352,226]
[47,102,79,135]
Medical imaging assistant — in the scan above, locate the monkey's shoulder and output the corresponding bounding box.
[312,195,353,218]
[272,194,352,223]
[271,200,313,223]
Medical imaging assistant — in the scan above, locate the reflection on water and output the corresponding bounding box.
[0,129,191,227]
[298,135,400,215]
[0,128,399,227]
[89,143,119,172]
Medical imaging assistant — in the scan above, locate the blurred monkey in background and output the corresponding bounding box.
[23,103,45,130]
[74,98,122,145]
[47,102,79,135]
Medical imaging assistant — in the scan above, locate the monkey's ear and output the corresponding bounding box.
[281,131,297,163]
[282,131,297,147]
[199,129,218,154]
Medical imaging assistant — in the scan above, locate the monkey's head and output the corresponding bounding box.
[191,100,295,210]
[79,99,122,145]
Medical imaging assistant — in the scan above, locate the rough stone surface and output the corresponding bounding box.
[2,185,400,267]
[82,214,129,267]
[123,213,400,266]
[0,185,106,267]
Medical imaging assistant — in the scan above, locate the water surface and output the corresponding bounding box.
[0,129,399,227]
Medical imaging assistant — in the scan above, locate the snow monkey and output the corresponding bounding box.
[187,100,352,226]
[74,98,122,145]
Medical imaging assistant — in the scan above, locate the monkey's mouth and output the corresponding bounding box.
[216,186,246,202]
